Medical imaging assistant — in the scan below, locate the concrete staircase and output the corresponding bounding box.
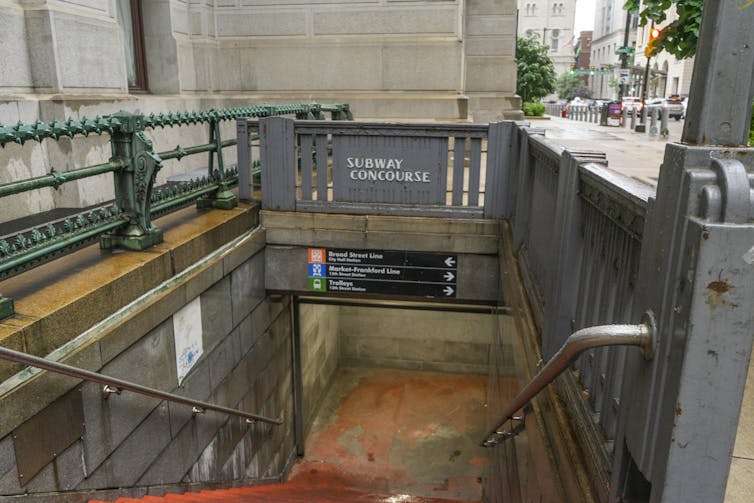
[88,479,479,502]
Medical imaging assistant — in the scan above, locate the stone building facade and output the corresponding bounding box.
[516,0,578,76]
[0,0,519,121]
[0,0,520,224]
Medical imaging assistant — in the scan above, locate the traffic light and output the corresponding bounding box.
[645,27,661,58]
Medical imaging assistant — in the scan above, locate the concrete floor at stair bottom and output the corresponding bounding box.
[288,366,494,501]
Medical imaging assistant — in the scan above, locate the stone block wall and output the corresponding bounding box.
[0,223,296,501]
[298,303,340,435]
[339,306,500,374]
[0,0,518,122]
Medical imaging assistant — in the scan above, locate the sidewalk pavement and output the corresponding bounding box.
[532,115,688,186]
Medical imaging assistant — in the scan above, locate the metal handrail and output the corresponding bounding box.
[0,345,283,425]
[482,312,656,447]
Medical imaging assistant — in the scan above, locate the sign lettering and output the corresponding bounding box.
[306,247,457,298]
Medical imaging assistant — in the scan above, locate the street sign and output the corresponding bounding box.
[616,46,636,54]
[307,247,457,298]
[570,69,611,76]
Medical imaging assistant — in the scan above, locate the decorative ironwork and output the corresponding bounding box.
[0,103,351,320]
[0,205,123,281]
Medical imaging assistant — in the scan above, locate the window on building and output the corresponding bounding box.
[559,3,564,14]
[115,0,148,92]
[606,4,613,32]
[551,29,560,52]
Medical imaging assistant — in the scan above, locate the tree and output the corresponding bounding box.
[516,36,556,102]
[623,0,702,59]
[555,73,586,100]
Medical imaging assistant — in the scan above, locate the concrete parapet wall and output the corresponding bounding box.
[0,203,298,501]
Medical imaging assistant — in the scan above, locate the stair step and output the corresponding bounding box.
[90,482,481,502]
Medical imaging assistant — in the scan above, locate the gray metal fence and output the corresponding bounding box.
[243,118,515,219]
[505,103,754,502]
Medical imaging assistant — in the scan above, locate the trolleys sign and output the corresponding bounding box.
[307,248,457,298]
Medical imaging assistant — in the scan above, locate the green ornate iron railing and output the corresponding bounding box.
[0,103,353,319]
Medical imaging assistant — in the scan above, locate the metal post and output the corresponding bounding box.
[682,0,754,146]
[649,107,658,137]
[259,117,297,211]
[100,111,164,251]
[630,108,637,129]
[0,294,13,319]
[291,297,305,457]
[610,2,754,501]
[622,107,628,127]
[618,10,633,102]
[640,21,654,119]
[198,116,237,210]
[236,118,251,201]
[660,107,669,138]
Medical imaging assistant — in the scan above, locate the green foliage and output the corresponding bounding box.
[624,0,702,59]
[523,102,546,116]
[555,73,593,100]
[517,37,556,102]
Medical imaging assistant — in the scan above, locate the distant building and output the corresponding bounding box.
[576,31,593,70]
[588,0,639,99]
[588,0,695,101]
[633,12,695,99]
[517,0,579,76]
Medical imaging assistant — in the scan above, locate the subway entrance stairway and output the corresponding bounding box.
[89,367,512,503]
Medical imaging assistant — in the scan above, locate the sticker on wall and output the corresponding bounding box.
[173,295,204,385]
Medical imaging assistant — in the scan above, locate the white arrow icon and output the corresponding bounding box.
[444,271,455,282]
[443,286,454,296]
[444,257,456,267]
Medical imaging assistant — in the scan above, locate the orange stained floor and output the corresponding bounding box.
[288,366,490,502]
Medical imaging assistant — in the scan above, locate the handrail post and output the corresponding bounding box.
[198,112,238,210]
[100,111,164,251]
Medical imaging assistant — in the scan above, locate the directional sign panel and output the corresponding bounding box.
[307,248,457,298]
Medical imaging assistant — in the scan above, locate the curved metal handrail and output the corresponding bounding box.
[483,312,656,447]
[0,346,283,425]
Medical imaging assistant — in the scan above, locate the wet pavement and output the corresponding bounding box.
[534,115,687,185]
[289,367,493,502]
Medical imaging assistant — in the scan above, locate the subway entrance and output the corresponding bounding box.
[289,297,519,502]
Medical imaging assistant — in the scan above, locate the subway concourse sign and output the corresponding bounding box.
[307,248,457,298]
[332,135,446,204]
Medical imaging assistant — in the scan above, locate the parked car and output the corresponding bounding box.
[666,95,686,120]
[645,97,685,120]
[621,96,643,113]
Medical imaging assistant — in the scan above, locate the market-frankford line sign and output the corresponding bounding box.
[307,248,457,298]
